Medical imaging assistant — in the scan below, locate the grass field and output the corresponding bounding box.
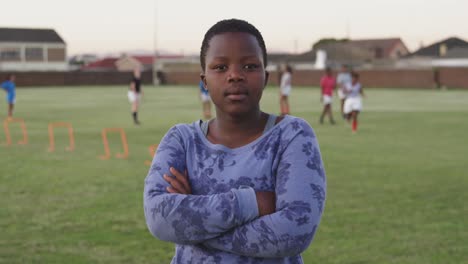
[1,85,467,264]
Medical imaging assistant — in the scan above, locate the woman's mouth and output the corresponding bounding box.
[226,93,247,100]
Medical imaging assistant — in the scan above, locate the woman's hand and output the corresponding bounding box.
[255,191,276,216]
[163,167,192,194]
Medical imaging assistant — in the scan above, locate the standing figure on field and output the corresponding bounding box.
[344,72,365,133]
[1,74,16,118]
[144,18,326,263]
[199,79,212,119]
[319,67,336,124]
[336,64,352,118]
[128,68,142,125]
[279,64,293,115]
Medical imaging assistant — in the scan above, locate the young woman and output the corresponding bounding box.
[1,74,16,118]
[279,65,293,115]
[144,19,326,263]
[336,64,351,118]
[199,79,212,119]
[319,67,336,124]
[344,72,365,133]
[128,68,142,125]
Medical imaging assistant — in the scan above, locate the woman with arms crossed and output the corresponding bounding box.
[144,19,326,263]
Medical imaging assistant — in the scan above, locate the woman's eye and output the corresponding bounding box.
[214,65,227,71]
[244,64,259,70]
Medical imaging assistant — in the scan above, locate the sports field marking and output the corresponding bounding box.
[98,128,129,160]
[145,144,159,166]
[3,118,28,146]
[48,122,75,152]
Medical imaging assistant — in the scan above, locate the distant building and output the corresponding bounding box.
[314,38,409,68]
[408,37,468,58]
[116,55,156,71]
[0,27,67,71]
[268,51,317,70]
[83,54,181,72]
[269,38,410,70]
[81,55,151,72]
[399,37,468,68]
[68,54,99,70]
[80,57,119,71]
[348,38,409,59]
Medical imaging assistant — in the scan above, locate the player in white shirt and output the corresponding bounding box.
[279,65,292,115]
[344,72,365,133]
[336,65,352,118]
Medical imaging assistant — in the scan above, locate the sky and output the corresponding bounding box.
[1,0,467,56]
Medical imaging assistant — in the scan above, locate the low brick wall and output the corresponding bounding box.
[160,67,465,89]
[438,68,468,89]
[358,70,436,89]
[1,68,467,89]
[0,71,153,86]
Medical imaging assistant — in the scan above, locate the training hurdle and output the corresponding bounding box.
[48,122,75,152]
[145,144,159,166]
[3,118,28,146]
[99,128,129,160]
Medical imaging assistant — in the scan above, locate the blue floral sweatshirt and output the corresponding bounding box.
[144,115,326,263]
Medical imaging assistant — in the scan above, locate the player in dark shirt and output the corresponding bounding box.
[128,68,142,125]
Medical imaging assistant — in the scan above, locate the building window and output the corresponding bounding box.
[25,47,44,61]
[439,44,447,57]
[0,48,21,61]
[48,48,65,61]
[374,47,384,59]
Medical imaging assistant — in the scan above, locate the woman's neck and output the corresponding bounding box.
[208,110,268,148]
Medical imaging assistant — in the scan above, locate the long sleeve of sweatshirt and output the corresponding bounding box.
[144,126,259,244]
[144,116,326,263]
[202,121,326,258]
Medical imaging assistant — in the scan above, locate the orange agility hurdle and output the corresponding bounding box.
[99,128,129,160]
[48,122,75,152]
[3,118,28,146]
[145,144,159,166]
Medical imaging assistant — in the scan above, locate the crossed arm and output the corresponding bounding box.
[144,125,326,257]
[144,127,264,244]
[163,167,276,218]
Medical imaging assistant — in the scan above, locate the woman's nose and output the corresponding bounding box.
[227,66,245,82]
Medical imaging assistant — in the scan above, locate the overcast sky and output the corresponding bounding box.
[1,0,466,56]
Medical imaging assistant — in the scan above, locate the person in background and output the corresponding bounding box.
[336,64,352,118]
[276,63,283,87]
[144,18,326,263]
[279,64,293,115]
[319,67,336,124]
[128,68,142,125]
[344,72,365,133]
[199,79,212,119]
[1,74,16,119]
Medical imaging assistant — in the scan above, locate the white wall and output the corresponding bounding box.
[0,42,66,71]
[396,57,468,68]
[0,62,68,71]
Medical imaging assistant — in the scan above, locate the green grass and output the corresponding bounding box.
[1,86,467,263]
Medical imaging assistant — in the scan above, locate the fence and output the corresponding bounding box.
[1,68,467,89]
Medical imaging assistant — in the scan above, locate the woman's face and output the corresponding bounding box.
[201,32,268,117]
